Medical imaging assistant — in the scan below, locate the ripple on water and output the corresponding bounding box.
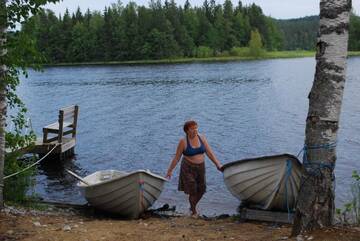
[18,57,360,216]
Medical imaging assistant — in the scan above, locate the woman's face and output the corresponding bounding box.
[187,125,198,137]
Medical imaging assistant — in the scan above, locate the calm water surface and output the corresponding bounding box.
[17,57,360,216]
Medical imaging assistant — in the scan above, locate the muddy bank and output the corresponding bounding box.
[1,205,359,241]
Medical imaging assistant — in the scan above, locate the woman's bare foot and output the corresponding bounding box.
[190,208,199,218]
[191,213,200,219]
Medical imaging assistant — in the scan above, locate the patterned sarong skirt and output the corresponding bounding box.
[178,157,206,195]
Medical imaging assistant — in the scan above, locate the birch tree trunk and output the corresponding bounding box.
[0,0,6,209]
[292,0,351,235]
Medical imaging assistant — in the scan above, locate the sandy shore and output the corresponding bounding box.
[1,205,359,241]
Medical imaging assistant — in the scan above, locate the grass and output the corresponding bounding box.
[348,51,360,56]
[264,50,314,58]
[43,50,360,67]
[46,56,252,66]
[6,197,50,211]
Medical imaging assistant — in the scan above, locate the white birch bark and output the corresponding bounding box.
[292,0,351,235]
[0,0,7,208]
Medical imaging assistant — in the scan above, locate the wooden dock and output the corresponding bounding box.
[28,105,79,160]
[29,137,76,160]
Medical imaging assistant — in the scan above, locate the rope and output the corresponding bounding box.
[305,142,337,150]
[4,143,60,180]
[139,179,145,211]
[297,142,337,175]
[284,159,292,222]
[297,142,337,156]
[297,142,337,194]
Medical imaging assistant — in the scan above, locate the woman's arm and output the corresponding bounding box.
[201,135,223,172]
[166,139,184,179]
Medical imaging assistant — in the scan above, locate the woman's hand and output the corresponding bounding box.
[165,170,173,179]
[216,163,223,172]
[165,139,184,179]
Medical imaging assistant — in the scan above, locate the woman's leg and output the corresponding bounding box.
[189,192,204,215]
[189,194,197,214]
[196,192,204,204]
[189,163,206,215]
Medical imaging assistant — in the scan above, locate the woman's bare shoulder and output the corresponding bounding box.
[179,137,186,145]
[199,134,207,141]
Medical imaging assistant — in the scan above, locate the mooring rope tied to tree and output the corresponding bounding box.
[284,159,293,222]
[297,142,337,156]
[297,142,337,168]
[3,143,60,180]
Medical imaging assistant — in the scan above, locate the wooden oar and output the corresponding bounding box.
[66,169,90,186]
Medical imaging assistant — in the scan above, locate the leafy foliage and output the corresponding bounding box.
[195,46,213,57]
[4,153,37,204]
[248,29,264,57]
[229,47,250,57]
[336,171,360,225]
[10,1,360,65]
[22,0,286,63]
[276,13,360,51]
[2,0,59,203]
[349,14,360,51]
[275,16,319,51]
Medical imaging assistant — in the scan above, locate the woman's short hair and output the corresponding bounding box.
[183,120,198,133]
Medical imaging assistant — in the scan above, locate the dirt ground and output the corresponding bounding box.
[1,206,360,241]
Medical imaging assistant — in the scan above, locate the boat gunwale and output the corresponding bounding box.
[78,170,168,188]
[223,153,303,211]
[222,153,302,170]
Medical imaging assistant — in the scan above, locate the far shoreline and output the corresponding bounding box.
[42,51,360,67]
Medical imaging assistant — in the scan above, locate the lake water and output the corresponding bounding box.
[17,57,360,216]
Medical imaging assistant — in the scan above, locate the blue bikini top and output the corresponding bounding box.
[183,135,206,156]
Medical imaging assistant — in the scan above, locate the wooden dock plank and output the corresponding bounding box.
[43,121,73,131]
[239,208,294,224]
[61,138,76,152]
[30,137,76,154]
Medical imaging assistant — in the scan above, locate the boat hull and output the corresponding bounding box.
[78,170,167,218]
[222,154,302,211]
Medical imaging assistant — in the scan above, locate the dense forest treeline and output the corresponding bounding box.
[22,0,360,63]
[276,16,319,51]
[277,14,360,51]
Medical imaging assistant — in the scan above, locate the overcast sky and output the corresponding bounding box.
[46,0,360,20]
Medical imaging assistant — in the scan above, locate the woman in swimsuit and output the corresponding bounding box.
[165,120,223,217]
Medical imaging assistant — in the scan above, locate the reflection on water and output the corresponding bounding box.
[35,157,84,202]
[18,57,360,216]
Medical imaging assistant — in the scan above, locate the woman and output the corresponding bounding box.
[165,120,223,217]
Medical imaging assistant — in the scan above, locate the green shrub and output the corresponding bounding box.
[217,50,230,57]
[195,46,213,58]
[230,47,250,57]
[249,29,265,57]
[4,153,37,204]
[336,170,360,224]
[350,170,360,224]
[4,116,37,205]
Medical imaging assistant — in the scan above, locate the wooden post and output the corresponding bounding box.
[72,105,79,138]
[43,128,48,143]
[58,109,64,143]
